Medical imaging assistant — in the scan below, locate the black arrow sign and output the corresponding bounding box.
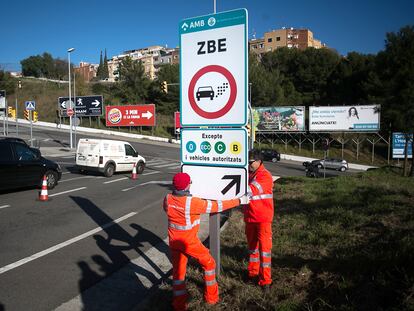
[221,175,241,195]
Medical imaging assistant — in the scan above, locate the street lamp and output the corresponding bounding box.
[67,47,75,149]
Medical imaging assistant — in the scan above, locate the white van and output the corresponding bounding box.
[76,139,146,177]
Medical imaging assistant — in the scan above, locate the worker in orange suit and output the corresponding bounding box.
[244,149,274,288]
[164,172,249,311]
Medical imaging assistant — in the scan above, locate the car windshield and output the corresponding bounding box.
[198,86,213,91]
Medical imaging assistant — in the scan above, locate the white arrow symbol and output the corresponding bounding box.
[142,111,153,119]
[181,22,189,30]
[61,101,66,109]
[92,100,100,107]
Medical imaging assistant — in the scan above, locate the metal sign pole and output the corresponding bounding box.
[30,111,33,147]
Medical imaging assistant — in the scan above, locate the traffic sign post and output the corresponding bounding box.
[179,9,248,275]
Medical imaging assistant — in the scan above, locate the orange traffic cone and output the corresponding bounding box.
[39,175,49,201]
[131,163,138,180]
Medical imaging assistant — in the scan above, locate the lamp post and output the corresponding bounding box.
[16,80,21,135]
[67,47,75,149]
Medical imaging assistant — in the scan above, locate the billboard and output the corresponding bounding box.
[253,106,305,132]
[58,95,103,117]
[105,104,155,127]
[309,105,380,132]
[393,133,413,159]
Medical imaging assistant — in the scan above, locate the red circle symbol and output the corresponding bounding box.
[188,65,237,119]
[67,109,74,116]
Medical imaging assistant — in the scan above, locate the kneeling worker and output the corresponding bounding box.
[164,172,249,311]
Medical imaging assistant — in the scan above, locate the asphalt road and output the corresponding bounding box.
[0,124,355,310]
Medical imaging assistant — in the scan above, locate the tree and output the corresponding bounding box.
[377,25,414,176]
[114,56,151,104]
[149,63,179,114]
[103,49,109,79]
[97,50,103,79]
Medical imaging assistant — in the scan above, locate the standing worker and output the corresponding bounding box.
[164,172,249,310]
[244,149,274,288]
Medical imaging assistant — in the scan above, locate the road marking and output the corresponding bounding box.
[0,205,10,210]
[57,162,76,165]
[62,172,71,175]
[153,162,180,168]
[142,171,160,176]
[122,180,171,192]
[147,160,169,166]
[60,176,96,183]
[62,155,75,159]
[49,187,87,197]
[103,177,128,184]
[0,212,137,275]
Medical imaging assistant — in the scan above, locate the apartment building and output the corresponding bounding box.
[249,27,325,57]
[107,45,178,82]
[74,62,98,82]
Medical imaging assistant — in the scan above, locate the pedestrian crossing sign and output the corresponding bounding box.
[25,101,36,110]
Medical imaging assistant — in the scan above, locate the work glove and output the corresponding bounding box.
[239,194,250,205]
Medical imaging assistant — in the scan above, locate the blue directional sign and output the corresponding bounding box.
[25,101,36,111]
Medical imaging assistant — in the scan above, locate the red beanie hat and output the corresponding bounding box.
[173,173,191,190]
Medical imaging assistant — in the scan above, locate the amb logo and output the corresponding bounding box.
[181,20,205,31]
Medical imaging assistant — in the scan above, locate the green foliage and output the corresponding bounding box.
[149,63,179,114]
[20,52,68,79]
[0,70,16,95]
[113,56,151,104]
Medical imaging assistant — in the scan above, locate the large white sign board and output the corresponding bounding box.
[180,9,247,126]
[181,128,247,167]
[309,105,380,132]
[182,165,247,200]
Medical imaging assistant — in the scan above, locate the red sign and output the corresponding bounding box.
[105,104,156,127]
[67,108,74,117]
[174,111,181,129]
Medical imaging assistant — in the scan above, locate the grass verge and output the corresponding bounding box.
[143,167,414,310]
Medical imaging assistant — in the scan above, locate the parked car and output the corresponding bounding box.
[303,158,348,172]
[76,139,146,177]
[260,149,281,162]
[0,138,62,191]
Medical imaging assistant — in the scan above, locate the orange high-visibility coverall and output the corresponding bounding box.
[244,164,274,286]
[164,193,240,311]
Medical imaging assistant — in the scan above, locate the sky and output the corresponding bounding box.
[0,0,413,71]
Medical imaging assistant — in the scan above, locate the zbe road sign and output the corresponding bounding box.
[180,9,248,126]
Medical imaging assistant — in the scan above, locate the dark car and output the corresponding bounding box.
[196,86,214,101]
[260,149,281,162]
[303,158,348,172]
[0,138,62,191]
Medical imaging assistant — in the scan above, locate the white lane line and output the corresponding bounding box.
[0,212,137,275]
[57,162,75,165]
[60,176,96,183]
[154,162,180,168]
[122,180,171,192]
[62,156,75,159]
[142,171,160,176]
[62,172,71,175]
[0,205,10,210]
[49,187,87,197]
[147,160,169,166]
[168,165,182,170]
[103,177,128,184]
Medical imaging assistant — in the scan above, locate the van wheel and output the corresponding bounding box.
[136,162,145,174]
[271,157,278,163]
[340,166,346,172]
[104,164,115,177]
[44,170,58,189]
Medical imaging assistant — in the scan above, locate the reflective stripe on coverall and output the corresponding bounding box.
[244,164,274,286]
[164,193,240,311]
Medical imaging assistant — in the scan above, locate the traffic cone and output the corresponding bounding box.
[39,175,49,201]
[131,163,138,180]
